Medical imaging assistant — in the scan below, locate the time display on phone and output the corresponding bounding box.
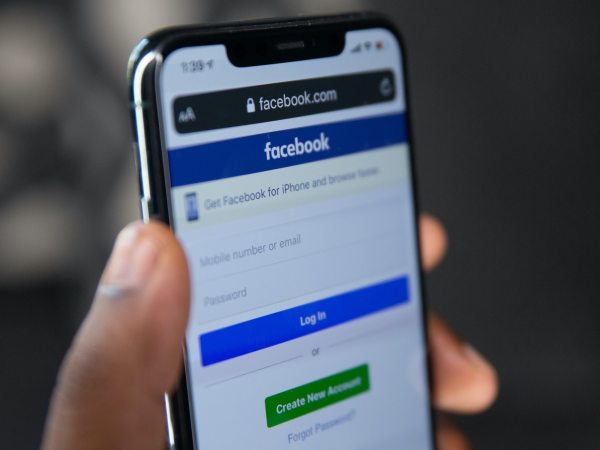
[181,59,214,73]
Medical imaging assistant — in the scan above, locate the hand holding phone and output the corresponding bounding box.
[41,217,496,450]
[42,14,497,450]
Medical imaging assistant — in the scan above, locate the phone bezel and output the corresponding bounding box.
[128,12,436,450]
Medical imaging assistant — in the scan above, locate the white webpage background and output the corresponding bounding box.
[174,150,430,450]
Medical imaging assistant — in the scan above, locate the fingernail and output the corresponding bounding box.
[104,224,160,288]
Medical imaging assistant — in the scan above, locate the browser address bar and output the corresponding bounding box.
[173,70,396,134]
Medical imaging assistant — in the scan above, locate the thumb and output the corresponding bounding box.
[42,222,190,450]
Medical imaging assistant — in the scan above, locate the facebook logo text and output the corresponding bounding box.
[264,133,330,161]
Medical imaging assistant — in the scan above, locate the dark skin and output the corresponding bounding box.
[42,215,497,450]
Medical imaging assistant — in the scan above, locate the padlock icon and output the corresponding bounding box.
[246,97,256,113]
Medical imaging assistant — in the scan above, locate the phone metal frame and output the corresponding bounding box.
[128,12,436,450]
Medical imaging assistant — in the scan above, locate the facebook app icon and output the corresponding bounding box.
[185,192,199,221]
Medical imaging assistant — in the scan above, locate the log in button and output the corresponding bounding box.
[199,277,409,366]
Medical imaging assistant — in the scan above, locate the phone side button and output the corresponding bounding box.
[139,197,151,222]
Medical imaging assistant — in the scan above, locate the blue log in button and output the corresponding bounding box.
[199,276,410,366]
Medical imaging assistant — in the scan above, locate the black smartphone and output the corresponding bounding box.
[128,13,435,450]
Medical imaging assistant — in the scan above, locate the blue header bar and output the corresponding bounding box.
[168,113,407,187]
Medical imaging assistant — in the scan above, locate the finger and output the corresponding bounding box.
[42,221,190,450]
[429,313,498,414]
[420,213,448,271]
[436,416,472,450]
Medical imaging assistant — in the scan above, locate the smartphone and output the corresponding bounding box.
[129,13,434,450]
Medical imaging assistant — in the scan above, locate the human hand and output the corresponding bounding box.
[42,217,497,450]
[420,214,498,449]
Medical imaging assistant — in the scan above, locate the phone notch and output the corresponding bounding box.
[226,30,344,67]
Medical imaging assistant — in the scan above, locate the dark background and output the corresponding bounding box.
[1,1,599,449]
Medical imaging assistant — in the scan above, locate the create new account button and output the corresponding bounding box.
[264,364,370,428]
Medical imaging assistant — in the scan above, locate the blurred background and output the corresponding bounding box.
[1,1,599,448]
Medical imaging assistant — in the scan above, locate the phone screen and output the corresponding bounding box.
[158,27,433,450]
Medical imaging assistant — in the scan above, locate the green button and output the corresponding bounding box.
[264,364,370,428]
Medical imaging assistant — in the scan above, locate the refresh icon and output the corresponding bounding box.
[379,77,393,97]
